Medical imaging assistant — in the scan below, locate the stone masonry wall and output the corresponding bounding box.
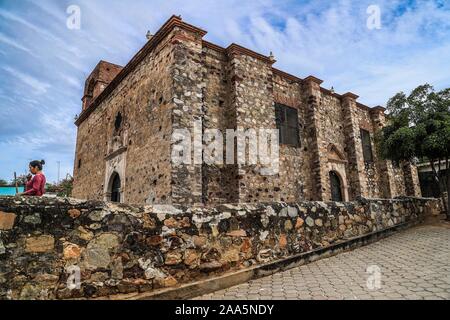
[0,195,441,300]
[73,28,178,205]
[73,16,420,206]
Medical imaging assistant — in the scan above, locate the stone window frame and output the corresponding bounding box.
[360,128,374,163]
[275,103,300,147]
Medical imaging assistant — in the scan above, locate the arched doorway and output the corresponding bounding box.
[110,173,121,203]
[329,171,343,202]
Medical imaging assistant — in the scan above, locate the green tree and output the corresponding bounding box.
[0,179,9,186]
[377,84,450,219]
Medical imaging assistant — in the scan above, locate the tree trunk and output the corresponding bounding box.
[446,168,450,220]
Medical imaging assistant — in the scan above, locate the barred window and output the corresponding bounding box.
[275,103,300,147]
[360,129,373,163]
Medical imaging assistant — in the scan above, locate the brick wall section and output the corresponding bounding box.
[0,196,442,300]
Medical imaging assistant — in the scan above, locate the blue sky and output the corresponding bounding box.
[0,0,449,183]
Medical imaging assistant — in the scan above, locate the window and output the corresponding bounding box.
[78,159,82,169]
[360,129,373,163]
[275,103,300,147]
[114,112,123,131]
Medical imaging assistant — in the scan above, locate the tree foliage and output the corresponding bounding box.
[377,84,450,217]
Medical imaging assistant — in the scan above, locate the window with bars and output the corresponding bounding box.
[360,128,374,163]
[275,103,300,147]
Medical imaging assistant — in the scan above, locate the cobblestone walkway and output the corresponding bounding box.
[195,225,450,300]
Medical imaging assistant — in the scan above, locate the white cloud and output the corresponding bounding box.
[0,32,33,54]
[2,66,51,94]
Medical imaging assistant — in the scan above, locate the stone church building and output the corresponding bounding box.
[72,15,421,205]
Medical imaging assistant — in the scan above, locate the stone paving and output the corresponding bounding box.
[195,225,450,300]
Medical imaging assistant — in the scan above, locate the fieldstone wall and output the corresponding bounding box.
[0,195,441,300]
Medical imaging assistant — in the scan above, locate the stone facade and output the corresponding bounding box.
[72,15,421,205]
[0,195,441,300]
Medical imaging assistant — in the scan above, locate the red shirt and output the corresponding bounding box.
[25,179,33,191]
[24,173,46,196]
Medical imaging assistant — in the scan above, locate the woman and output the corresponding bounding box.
[21,160,46,197]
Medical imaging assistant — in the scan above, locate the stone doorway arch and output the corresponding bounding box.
[329,171,344,202]
[108,172,121,203]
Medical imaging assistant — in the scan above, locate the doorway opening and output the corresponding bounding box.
[329,171,343,202]
[110,172,121,203]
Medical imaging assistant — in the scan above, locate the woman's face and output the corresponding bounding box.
[29,165,38,174]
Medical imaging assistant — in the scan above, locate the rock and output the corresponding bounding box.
[146,235,163,246]
[91,272,109,282]
[23,213,41,225]
[76,226,94,241]
[142,214,156,229]
[287,207,298,217]
[33,273,59,284]
[265,206,276,216]
[144,267,166,280]
[184,249,200,266]
[338,215,345,225]
[25,235,55,253]
[0,212,16,230]
[279,234,287,249]
[199,261,223,272]
[179,217,191,228]
[284,220,293,231]
[315,219,323,227]
[111,257,123,279]
[295,218,304,229]
[279,207,288,217]
[339,224,347,231]
[240,238,252,253]
[227,229,247,237]
[84,233,120,270]
[68,209,81,219]
[162,276,178,287]
[257,249,272,262]
[192,235,207,248]
[305,216,315,227]
[164,217,178,228]
[259,230,269,241]
[221,248,240,262]
[63,243,81,260]
[0,240,5,255]
[321,240,330,247]
[152,205,182,218]
[89,210,107,222]
[165,251,182,265]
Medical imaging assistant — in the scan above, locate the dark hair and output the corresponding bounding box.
[30,160,45,171]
